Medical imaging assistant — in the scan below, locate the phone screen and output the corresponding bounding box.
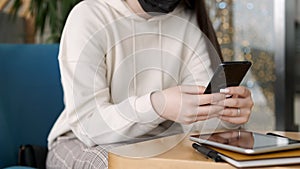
[204,61,252,94]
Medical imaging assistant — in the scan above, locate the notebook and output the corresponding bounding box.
[210,146,300,168]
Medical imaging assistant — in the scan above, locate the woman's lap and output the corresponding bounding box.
[46,133,122,169]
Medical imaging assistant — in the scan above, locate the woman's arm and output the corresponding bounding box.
[59,2,165,147]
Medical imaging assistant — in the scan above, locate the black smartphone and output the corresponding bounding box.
[204,61,252,94]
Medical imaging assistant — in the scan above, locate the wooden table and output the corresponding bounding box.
[108,131,300,169]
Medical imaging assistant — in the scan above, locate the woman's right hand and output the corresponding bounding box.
[150,85,226,124]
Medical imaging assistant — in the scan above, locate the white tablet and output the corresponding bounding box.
[190,130,300,154]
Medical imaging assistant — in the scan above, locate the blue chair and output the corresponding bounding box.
[0,44,63,168]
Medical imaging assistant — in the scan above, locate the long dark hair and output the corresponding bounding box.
[185,0,223,69]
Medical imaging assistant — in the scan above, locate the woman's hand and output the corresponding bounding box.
[150,85,226,124]
[217,86,254,124]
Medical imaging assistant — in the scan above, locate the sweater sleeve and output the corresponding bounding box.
[58,2,165,147]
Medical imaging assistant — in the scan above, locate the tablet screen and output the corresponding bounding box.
[191,130,300,150]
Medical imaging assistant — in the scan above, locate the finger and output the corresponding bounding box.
[216,97,252,108]
[220,108,251,118]
[197,86,206,94]
[190,93,226,106]
[219,108,242,117]
[193,104,224,117]
[219,116,249,124]
[220,86,251,98]
[183,105,223,123]
[180,85,206,94]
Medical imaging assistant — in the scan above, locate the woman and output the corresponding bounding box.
[46,0,253,168]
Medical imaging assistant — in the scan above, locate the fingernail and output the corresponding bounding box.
[220,88,230,93]
[226,94,232,98]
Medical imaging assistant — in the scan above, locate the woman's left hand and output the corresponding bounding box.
[216,86,254,124]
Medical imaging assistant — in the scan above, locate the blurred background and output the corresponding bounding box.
[0,0,299,131]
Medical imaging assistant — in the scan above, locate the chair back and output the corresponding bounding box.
[0,44,63,168]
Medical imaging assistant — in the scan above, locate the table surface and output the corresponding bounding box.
[108,131,300,169]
